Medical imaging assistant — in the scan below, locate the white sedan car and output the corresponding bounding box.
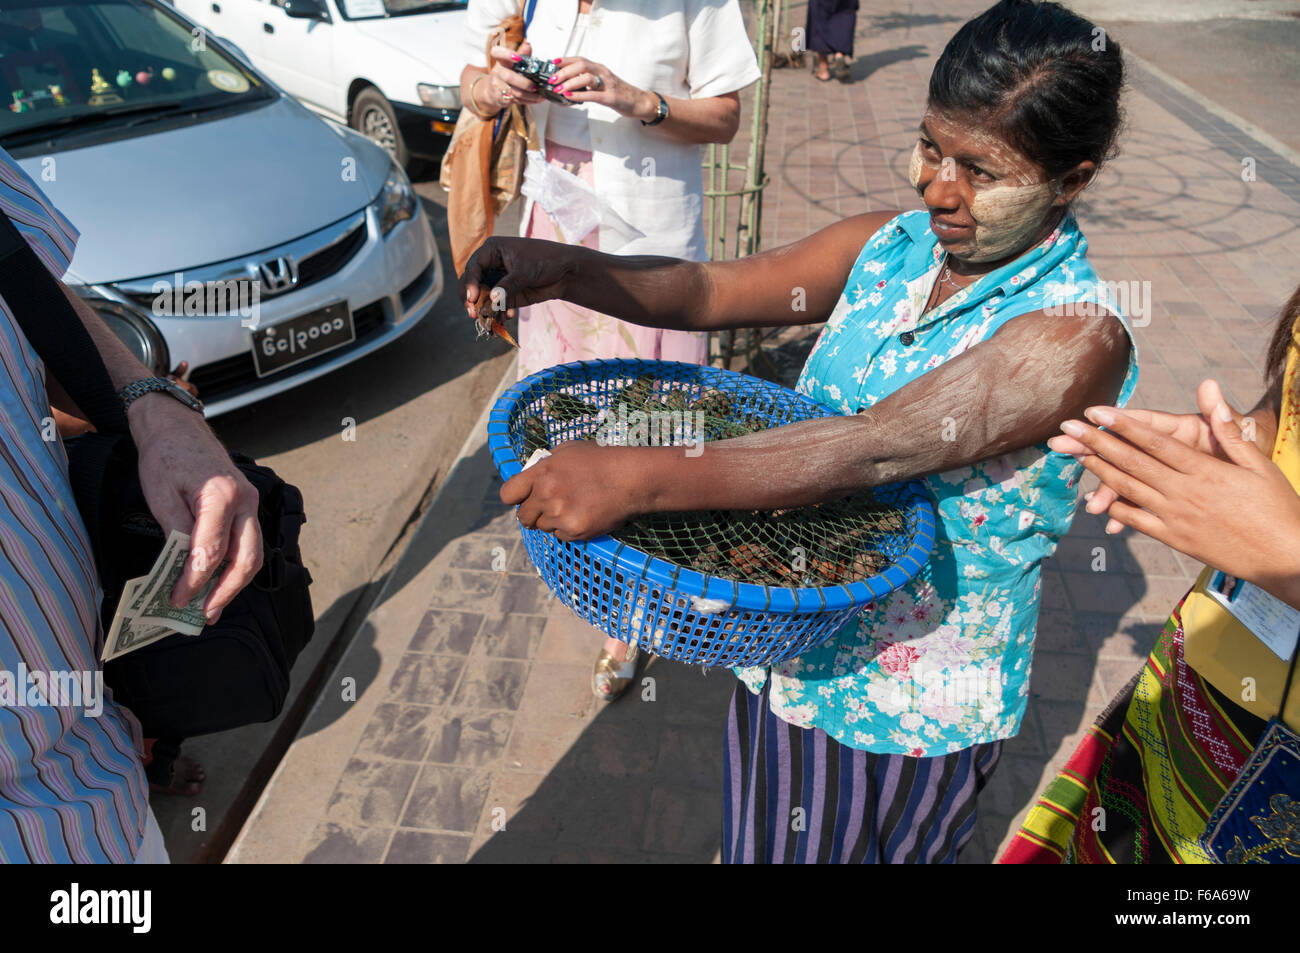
[174,0,466,169]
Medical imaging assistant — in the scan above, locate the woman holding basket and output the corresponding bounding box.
[464,0,1138,862]
[459,0,760,700]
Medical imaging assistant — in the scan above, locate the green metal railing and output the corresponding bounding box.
[702,0,782,371]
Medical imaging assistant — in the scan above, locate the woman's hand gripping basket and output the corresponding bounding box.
[488,359,936,667]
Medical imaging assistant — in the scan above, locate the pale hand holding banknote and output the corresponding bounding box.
[103,530,222,662]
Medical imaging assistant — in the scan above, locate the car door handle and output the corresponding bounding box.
[263,22,274,33]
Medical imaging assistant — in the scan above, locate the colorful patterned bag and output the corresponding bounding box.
[1201,635,1300,863]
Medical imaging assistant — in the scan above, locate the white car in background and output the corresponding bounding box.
[173,0,466,169]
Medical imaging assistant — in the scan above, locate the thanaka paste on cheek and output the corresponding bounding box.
[915,113,1059,262]
[964,181,1057,263]
[908,143,924,191]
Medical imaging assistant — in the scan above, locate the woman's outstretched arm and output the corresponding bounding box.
[460,211,900,333]
[503,305,1131,540]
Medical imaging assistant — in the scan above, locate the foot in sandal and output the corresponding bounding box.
[592,639,639,701]
[149,755,206,797]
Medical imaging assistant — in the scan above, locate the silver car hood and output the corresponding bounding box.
[19,97,392,284]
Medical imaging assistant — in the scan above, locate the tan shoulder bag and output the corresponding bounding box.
[440,1,538,275]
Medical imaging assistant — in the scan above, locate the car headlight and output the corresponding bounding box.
[417,84,460,110]
[78,291,170,375]
[375,162,417,237]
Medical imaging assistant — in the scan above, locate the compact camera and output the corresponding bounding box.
[511,54,571,105]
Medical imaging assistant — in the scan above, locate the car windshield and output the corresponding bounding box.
[0,0,269,147]
[335,0,466,21]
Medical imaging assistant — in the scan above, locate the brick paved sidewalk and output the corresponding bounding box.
[229,0,1300,863]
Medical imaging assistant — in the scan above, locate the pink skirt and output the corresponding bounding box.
[517,140,708,381]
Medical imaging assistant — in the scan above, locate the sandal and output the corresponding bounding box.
[592,644,639,702]
[832,55,851,83]
[148,755,206,797]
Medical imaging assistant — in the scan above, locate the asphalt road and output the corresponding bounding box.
[151,179,515,861]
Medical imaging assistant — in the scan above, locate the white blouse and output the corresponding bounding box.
[462,0,762,260]
[544,11,592,150]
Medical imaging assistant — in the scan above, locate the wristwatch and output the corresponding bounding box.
[119,376,205,414]
[641,91,669,126]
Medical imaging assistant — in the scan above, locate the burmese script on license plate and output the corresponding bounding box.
[251,300,355,377]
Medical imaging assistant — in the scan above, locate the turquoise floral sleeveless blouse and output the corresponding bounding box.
[736,210,1139,756]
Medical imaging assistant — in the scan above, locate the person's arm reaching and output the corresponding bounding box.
[1051,377,1280,533]
[461,211,900,331]
[49,281,262,623]
[1051,401,1300,611]
[503,306,1132,540]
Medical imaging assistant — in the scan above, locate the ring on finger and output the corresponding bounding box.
[591,74,603,90]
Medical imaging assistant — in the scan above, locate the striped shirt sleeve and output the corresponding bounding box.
[0,146,78,277]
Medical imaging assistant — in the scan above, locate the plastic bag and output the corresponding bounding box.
[520,150,644,250]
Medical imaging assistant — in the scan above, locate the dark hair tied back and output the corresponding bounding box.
[929,0,1125,180]
[1265,285,1300,390]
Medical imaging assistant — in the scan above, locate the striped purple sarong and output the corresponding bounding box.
[722,681,1001,863]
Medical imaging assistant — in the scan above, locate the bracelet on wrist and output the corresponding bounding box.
[641,91,669,127]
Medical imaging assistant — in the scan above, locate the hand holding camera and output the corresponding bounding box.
[510,54,570,105]
[487,45,656,121]
[478,40,547,111]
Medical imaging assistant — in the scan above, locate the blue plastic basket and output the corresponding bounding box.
[488,359,935,667]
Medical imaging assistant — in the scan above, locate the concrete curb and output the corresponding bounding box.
[224,350,518,862]
[1127,49,1300,172]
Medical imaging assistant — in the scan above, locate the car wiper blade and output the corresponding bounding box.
[0,101,184,144]
[1,94,264,147]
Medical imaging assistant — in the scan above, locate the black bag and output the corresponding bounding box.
[0,211,315,739]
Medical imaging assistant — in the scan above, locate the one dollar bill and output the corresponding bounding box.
[103,578,176,662]
[102,530,221,662]
[131,530,220,637]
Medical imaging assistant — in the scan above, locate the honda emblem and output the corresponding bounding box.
[254,256,299,296]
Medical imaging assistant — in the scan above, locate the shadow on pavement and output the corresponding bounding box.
[468,656,735,864]
[846,44,929,84]
[153,578,377,862]
[295,440,516,740]
[864,12,964,34]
